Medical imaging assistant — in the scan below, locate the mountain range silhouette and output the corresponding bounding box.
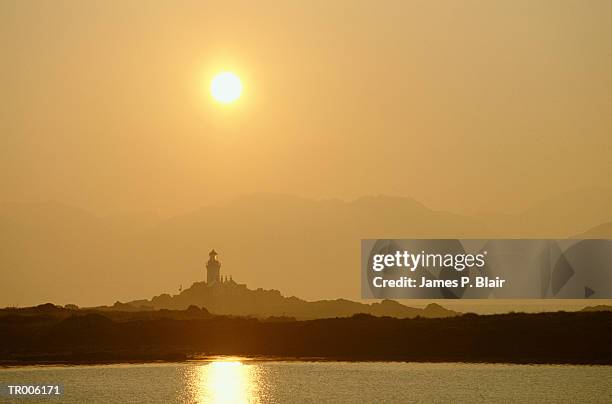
[3,189,612,307]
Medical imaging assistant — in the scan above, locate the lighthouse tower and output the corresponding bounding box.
[206,249,221,284]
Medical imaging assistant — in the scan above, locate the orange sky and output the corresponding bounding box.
[2,0,612,216]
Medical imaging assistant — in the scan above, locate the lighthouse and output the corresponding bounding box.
[206,249,221,284]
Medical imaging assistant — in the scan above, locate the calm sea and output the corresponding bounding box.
[1,360,611,403]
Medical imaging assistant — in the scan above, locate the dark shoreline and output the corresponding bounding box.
[3,356,612,368]
[3,310,612,367]
[4,351,612,368]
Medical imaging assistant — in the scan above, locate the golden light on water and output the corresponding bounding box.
[196,360,255,403]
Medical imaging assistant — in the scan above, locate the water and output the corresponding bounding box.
[1,360,611,403]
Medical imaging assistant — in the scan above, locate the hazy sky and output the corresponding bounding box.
[3,0,612,215]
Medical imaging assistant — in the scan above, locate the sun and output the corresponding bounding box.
[210,72,242,104]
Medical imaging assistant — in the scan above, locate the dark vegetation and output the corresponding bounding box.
[123,281,460,320]
[1,304,611,365]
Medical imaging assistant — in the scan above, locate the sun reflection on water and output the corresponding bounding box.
[194,360,256,403]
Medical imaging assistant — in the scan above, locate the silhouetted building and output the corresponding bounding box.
[206,249,237,287]
[206,249,221,284]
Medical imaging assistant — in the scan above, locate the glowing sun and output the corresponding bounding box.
[210,72,242,104]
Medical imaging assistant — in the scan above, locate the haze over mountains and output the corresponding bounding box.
[2,189,612,308]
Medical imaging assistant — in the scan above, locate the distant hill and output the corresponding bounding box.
[582,305,612,312]
[478,188,612,237]
[573,222,612,238]
[3,190,612,307]
[0,194,487,306]
[123,280,458,320]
